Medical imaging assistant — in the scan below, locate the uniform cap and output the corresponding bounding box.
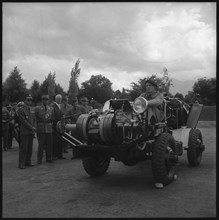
[26,94,33,100]
[17,102,25,107]
[42,94,49,100]
[145,79,158,88]
[80,97,89,102]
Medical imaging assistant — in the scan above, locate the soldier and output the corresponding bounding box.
[16,94,36,169]
[35,94,54,164]
[50,94,65,160]
[79,96,93,113]
[2,106,10,151]
[139,79,165,124]
[60,95,73,153]
[14,102,24,147]
[69,97,87,159]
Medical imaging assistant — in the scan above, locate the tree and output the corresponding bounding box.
[30,80,41,104]
[184,91,196,104]
[79,74,113,104]
[174,93,184,100]
[2,66,27,103]
[48,72,56,100]
[192,77,216,105]
[68,59,80,105]
[55,83,65,96]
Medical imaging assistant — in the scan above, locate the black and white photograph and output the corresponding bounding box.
[2,2,216,218]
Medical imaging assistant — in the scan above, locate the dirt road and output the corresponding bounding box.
[2,123,216,218]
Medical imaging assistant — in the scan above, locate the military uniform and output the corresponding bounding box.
[35,104,54,163]
[2,108,10,151]
[140,91,164,123]
[16,103,35,168]
[69,105,87,123]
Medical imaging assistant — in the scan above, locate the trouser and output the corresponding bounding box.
[52,129,63,158]
[37,133,53,162]
[19,134,34,166]
[8,123,14,148]
[2,129,9,150]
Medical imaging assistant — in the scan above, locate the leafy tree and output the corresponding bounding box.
[174,92,184,100]
[184,91,196,104]
[79,74,113,104]
[192,77,216,105]
[68,59,80,105]
[55,83,65,96]
[48,72,56,100]
[2,66,27,103]
[30,80,41,104]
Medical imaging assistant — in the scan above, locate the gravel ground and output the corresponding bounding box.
[2,123,216,218]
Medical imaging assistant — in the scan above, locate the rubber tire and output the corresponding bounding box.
[82,156,111,177]
[152,133,176,186]
[187,129,203,166]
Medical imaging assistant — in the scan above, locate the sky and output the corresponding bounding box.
[2,2,216,93]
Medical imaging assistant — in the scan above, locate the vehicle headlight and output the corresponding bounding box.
[133,97,148,114]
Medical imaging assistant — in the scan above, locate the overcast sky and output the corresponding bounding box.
[2,2,216,92]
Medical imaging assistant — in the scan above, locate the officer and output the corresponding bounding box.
[140,79,164,123]
[35,94,54,164]
[16,94,36,169]
[14,102,25,147]
[79,96,93,113]
[2,106,10,151]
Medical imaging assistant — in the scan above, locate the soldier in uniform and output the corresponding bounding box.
[16,95,36,169]
[69,97,87,159]
[14,102,24,147]
[60,95,73,153]
[139,79,165,123]
[35,94,54,164]
[79,96,93,113]
[2,106,10,151]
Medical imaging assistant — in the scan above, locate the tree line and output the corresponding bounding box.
[2,61,216,107]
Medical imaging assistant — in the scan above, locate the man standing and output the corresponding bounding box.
[2,106,10,151]
[69,97,87,159]
[60,95,72,153]
[79,96,93,113]
[16,94,36,169]
[35,94,54,164]
[140,79,164,124]
[7,104,15,149]
[50,94,65,159]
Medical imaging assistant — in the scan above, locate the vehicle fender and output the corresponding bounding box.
[172,128,191,148]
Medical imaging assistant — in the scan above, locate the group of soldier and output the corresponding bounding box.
[2,94,93,169]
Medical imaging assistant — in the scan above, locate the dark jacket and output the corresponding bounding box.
[50,102,62,128]
[35,104,54,133]
[2,108,10,130]
[16,104,35,135]
[69,105,87,123]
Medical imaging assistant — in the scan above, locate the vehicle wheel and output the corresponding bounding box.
[152,133,177,186]
[122,159,138,166]
[187,129,203,166]
[82,156,111,177]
